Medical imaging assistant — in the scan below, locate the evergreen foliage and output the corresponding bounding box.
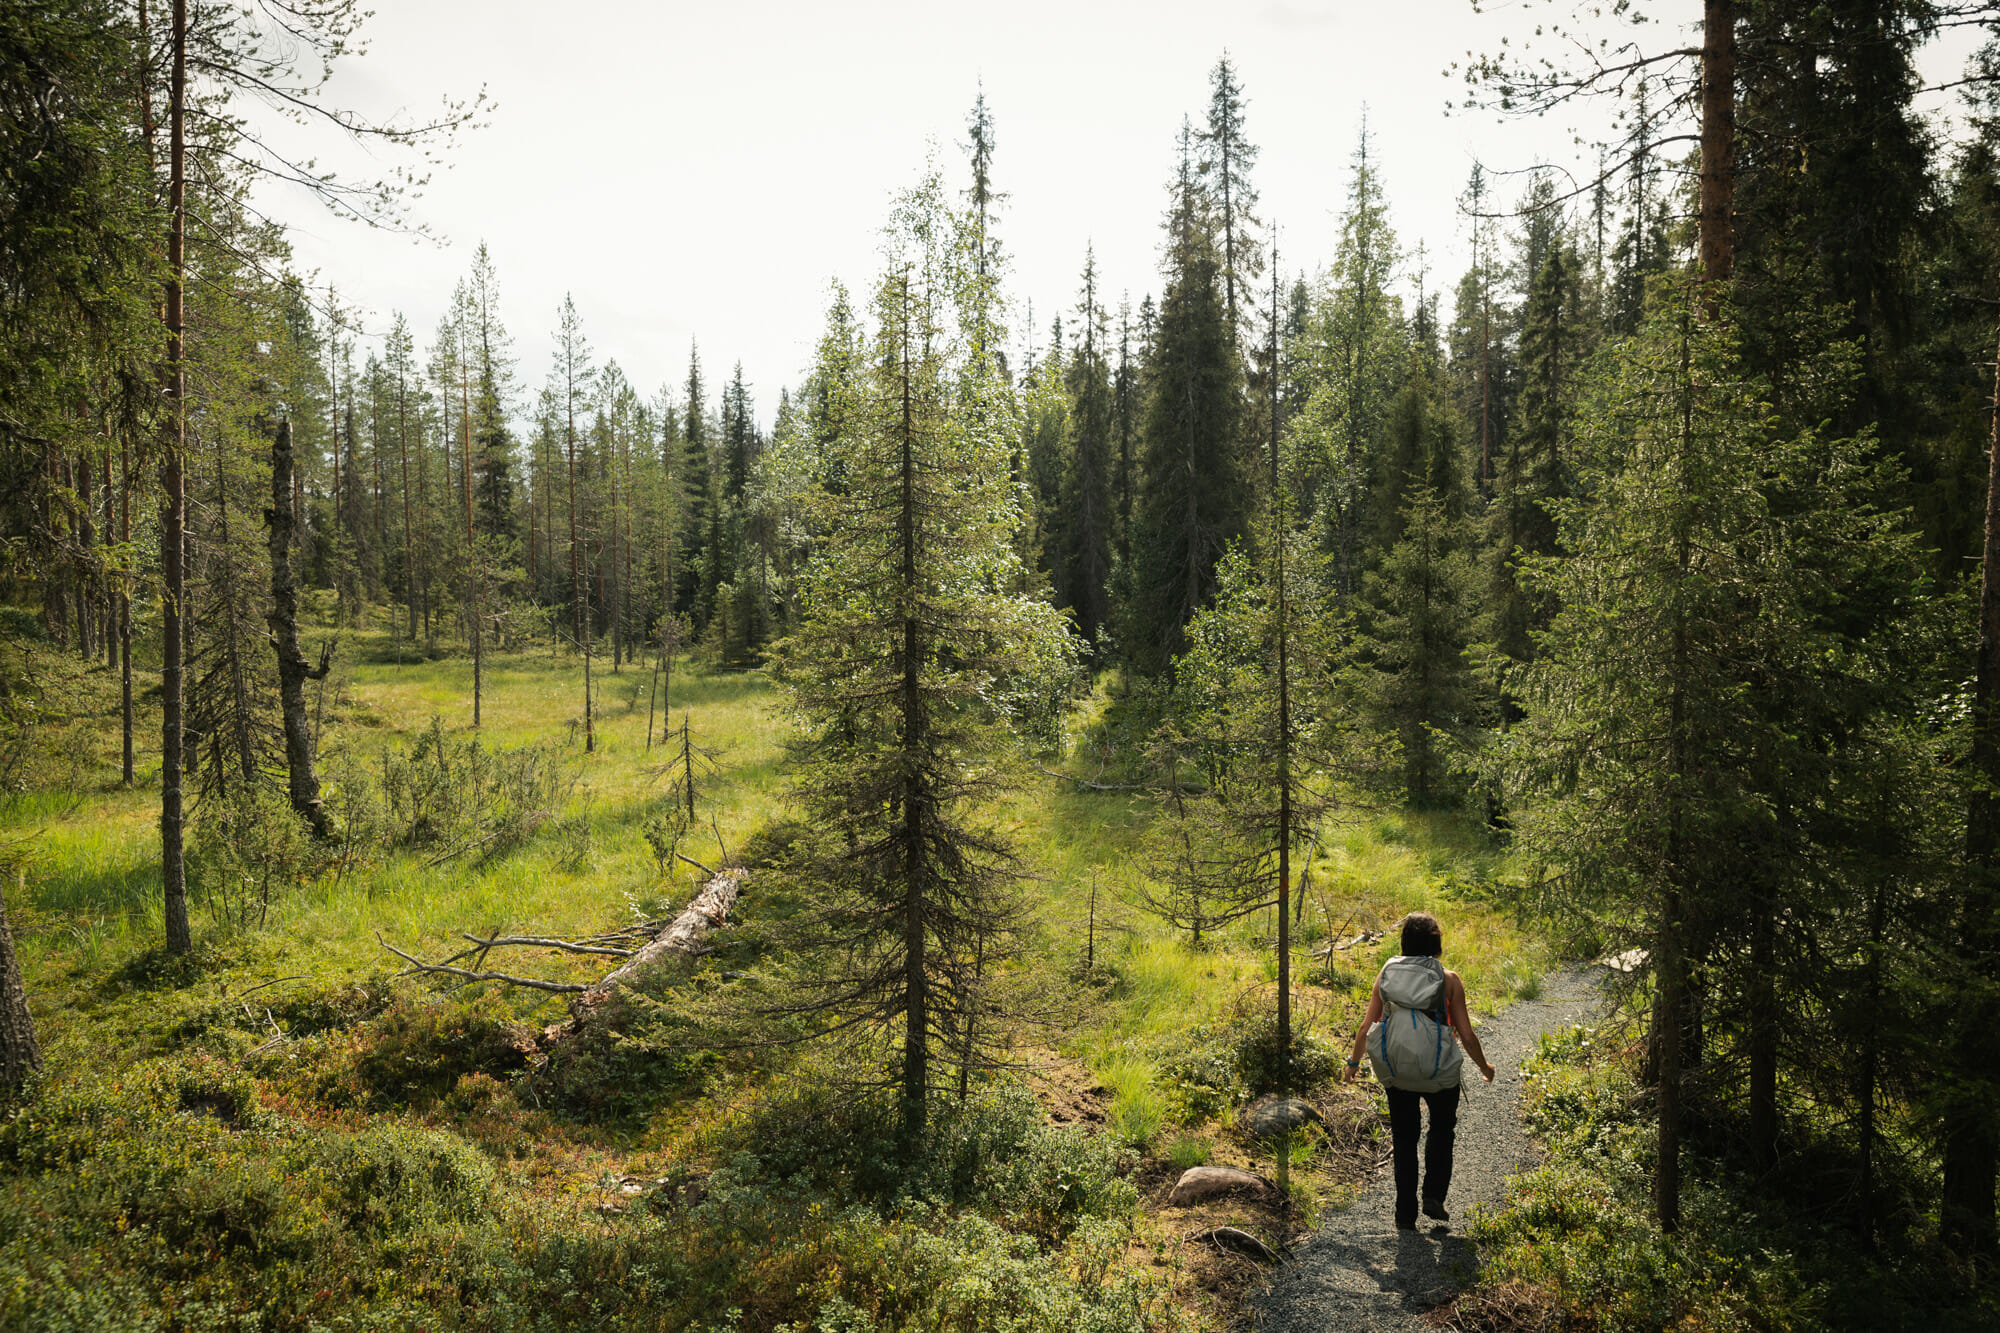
[767,167,1075,1142]
[1124,124,1248,674]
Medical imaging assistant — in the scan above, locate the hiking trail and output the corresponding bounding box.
[1247,969,1601,1332]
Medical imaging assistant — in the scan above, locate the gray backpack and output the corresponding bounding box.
[1365,955,1464,1093]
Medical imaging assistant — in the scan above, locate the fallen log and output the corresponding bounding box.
[581,868,744,1002]
[378,868,747,1009]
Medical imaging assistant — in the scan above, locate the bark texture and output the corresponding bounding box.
[1943,311,2000,1254]
[160,0,190,954]
[266,419,332,839]
[0,871,41,1092]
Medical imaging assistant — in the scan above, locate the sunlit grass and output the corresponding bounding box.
[10,624,1552,1143]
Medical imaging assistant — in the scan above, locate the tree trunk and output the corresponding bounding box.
[568,398,592,751]
[160,0,190,955]
[120,436,133,785]
[1858,873,1887,1245]
[462,359,480,727]
[0,870,40,1093]
[1275,489,1292,1090]
[214,421,255,788]
[267,419,332,840]
[1944,307,2000,1255]
[1656,884,1686,1233]
[896,278,928,1147]
[581,869,744,1004]
[1749,884,1778,1171]
[399,382,416,645]
[1699,0,1737,297]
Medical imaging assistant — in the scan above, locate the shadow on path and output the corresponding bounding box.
[1248,971,1602,1333]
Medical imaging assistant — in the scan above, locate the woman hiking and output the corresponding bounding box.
[1344,911,1495,1230]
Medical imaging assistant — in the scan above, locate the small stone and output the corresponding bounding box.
[1166,1166,1277,1207]
[1237,1094,1323,1141]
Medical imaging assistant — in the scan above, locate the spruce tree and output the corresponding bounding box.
[553,295,597,750]
[1290,125,1402,601]
[1505,284,1927,1233]
[1146,493,1335,1082]
[1125,121,1248,674]
[769,166,1072,1145]
[680,344,715,625]
[1489,236,1587,669]
[1198,53,1263,345]
[1359,482,1483,808]
[1058,250,1114,661]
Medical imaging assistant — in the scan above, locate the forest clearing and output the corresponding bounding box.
[3,623,1546,1329]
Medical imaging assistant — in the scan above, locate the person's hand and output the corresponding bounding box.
[1344,1060,1360,1084]
[1478,1060,1496,1083]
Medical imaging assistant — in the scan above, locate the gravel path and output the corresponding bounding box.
[1247,970,1601,1332]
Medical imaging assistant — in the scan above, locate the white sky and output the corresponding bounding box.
[259,1,1986,432]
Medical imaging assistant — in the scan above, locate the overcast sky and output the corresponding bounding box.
[259,1,1983,432]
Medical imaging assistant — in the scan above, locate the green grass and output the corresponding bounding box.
[0,624,1559,1331]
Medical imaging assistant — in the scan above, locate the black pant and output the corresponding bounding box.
[1386,1083,1460,1225]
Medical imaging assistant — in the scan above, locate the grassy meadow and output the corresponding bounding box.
[0,618,1551,1330]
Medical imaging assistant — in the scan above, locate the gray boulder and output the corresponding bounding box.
[1237,1094,1324,1141]
[1166,1166,1277,1207]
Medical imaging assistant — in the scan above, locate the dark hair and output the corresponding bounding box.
[1400,912,1443,957]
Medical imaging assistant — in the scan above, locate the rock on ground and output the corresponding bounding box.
[1166,1166,1281,1207]
[1246,970,1601,1333]
[1238,1094,1324,1142]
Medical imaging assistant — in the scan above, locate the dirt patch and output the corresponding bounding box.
[1027,1051,1113,1128]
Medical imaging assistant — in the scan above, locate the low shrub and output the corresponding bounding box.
[714,1079,1136,1240]
[345,993,541,1110]
[373,716,572,858]
[188,783,325,931]
[1156,1012,1343,1126]
[1460,1024,2000,1333]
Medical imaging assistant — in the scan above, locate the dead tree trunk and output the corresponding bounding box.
[0,868,41,1093]
[381,869,747,1039]
[266,419,332,840]
[581,869,743,1004]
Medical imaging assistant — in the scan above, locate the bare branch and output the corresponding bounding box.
[458,934,636,959]
[376,932,592,993]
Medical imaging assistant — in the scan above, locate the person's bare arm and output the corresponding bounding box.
[1345,979,1384,1082]
[1448,972,1495,1081]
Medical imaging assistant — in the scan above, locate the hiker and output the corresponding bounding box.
[1343,911,1495,1230]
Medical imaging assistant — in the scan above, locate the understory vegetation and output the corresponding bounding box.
[0,630,1541,1330]
[1450,1025,2000,1333]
